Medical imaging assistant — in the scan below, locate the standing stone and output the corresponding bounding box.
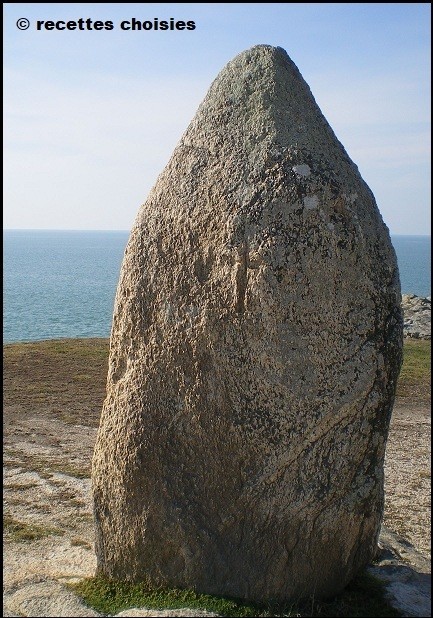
[92,45,402,602]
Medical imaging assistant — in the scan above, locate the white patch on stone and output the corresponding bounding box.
[303,195,319,210]
[327,222,335,231]
[292,164,311,178]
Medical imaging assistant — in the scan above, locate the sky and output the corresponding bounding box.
[4,3,431,234]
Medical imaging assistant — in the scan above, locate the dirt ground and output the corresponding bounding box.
[3,338,431,593]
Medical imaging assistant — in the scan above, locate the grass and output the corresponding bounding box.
[70,571,400,617]
[4,514,64,543]
[395,339,430,402]
[4,481,39,491]
[3,337,109,427]
[48,462,91,479]
[71,537,92,549]
[3,450,91,480]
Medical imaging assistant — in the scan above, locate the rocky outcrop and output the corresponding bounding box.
[369,526,431,618]
[402,294,431,340]
[92,44,403,602]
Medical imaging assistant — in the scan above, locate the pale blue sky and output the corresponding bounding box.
[4,3,431,234]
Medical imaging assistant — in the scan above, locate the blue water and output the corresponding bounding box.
[3,230,129,344]
[390,235,431,299]
[3,230,431,344]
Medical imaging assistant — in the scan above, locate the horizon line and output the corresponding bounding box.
[3,228,131,232]
[3,228,431,237]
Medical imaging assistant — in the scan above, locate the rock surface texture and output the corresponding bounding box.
[92,45,403,602]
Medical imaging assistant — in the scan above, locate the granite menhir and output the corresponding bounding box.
[92,45,403,602]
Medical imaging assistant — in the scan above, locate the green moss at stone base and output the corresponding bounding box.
[70,570,401,617]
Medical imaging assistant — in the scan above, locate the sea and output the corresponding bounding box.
[3,230,431,344]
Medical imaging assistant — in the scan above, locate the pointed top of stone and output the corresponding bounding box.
[182,43,353,173]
